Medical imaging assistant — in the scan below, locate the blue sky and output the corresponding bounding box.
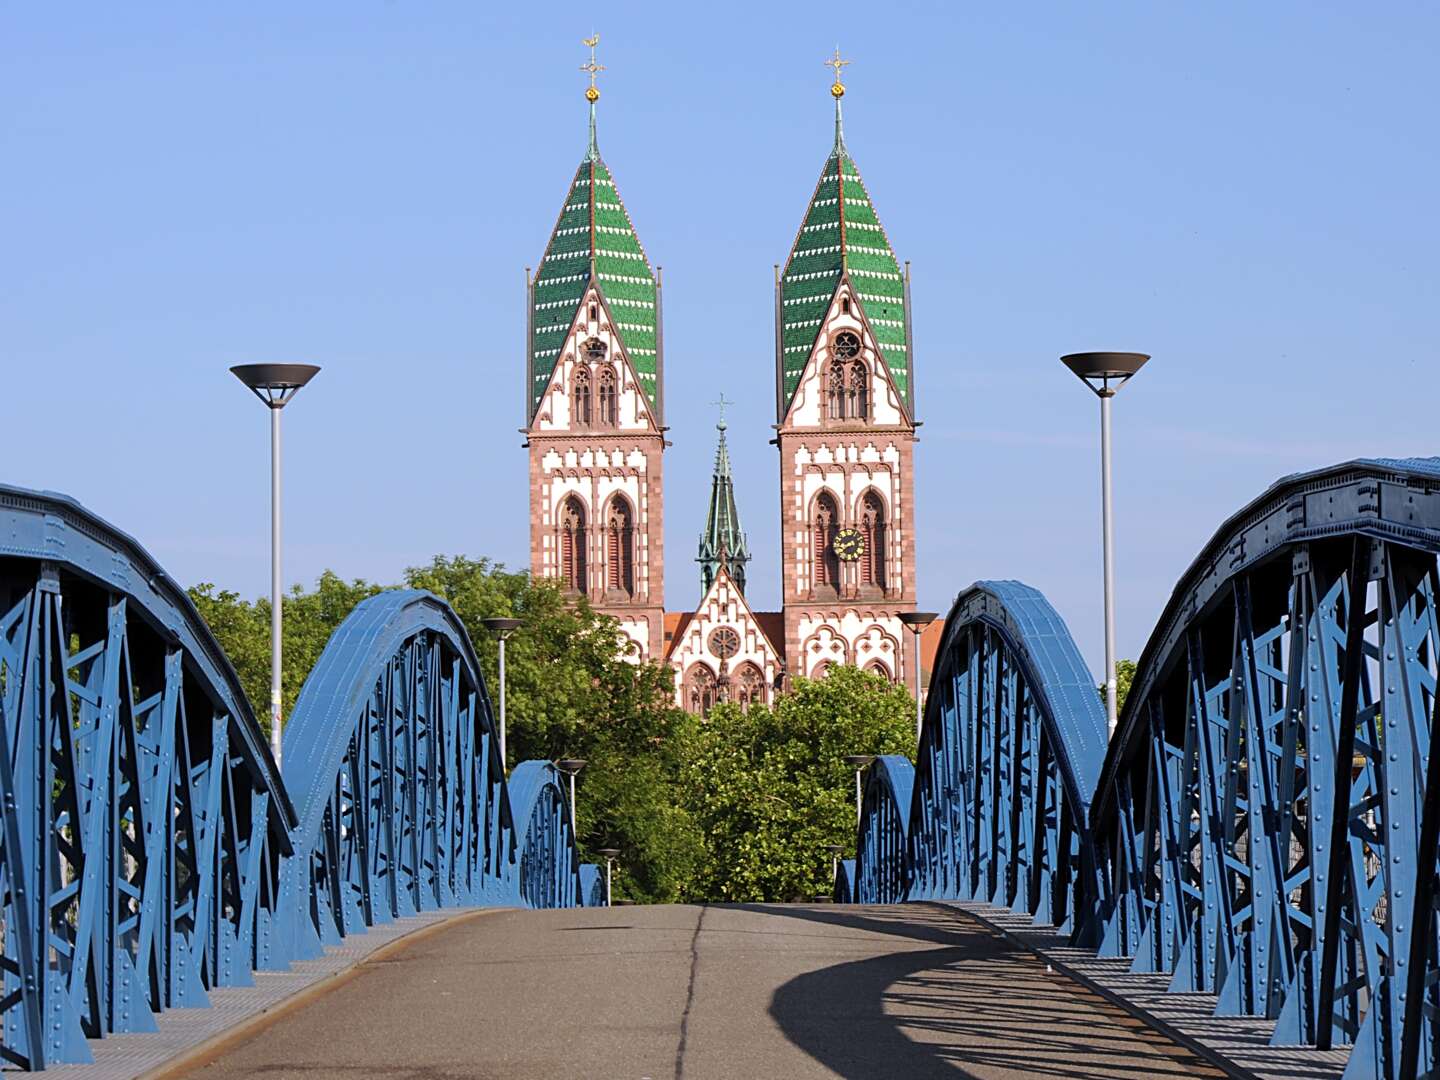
[5,3,1436,676]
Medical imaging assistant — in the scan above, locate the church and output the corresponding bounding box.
[522,42,938,714]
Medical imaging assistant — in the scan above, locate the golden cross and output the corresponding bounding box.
[580,34,605,94]
[825,46,850,86]
[711,392,733,425]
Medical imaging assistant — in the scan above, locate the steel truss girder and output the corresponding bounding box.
[507,762,585,910]
[0,487,293,1069]
[854,755,914,904]
[895,582,1106,938]
[1089,457,1440,1080]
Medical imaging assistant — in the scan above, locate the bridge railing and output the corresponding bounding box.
[0,488,597,1070]
[848,458,1440,1080]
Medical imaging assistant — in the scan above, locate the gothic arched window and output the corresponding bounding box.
[598,366,618,427]
[559,496,587,594]
[686,664,717,717]
[606,496,635,597]
[812,492,840,592]
[865,659,892,681]
[735,663,765,710]
[827,359,846,420]
[848,360,869,420]
[859,490,886,589]
[572,366,592,427]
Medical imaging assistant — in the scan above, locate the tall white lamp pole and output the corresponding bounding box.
[1061,352,1150,737]
[482,617,522,771]
[230,363,321,769]
[898,612,938,746]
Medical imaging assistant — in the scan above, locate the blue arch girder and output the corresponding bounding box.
[1090,457,1440,1079]
[276,589,520,961]
[0,486,295,1069]
[906,582,1107,937]
[506,761,584,910]
[854,755,915,904]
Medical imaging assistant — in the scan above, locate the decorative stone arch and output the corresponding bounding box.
[853,623,901,677]
[684,662,718,717]
[598,364,618,427]
[803,624,848,676]
[603,493,636,599]
[864,659,893,681]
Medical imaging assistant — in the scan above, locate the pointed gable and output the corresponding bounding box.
[531,153,659,420]
[779,127,908,416]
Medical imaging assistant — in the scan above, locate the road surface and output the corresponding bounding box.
[183,902,1220,1079]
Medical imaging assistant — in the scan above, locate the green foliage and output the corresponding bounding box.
[189,559,699,904]
[1097,658,1138,715]
[678,665,915,903]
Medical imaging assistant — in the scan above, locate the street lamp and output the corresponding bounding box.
[230,363,321,769]
[481,617,522,771]
[596,847,620,906]
[898,611,938,745]
[843,754,875,824]
[825,843,843,885]
[1061,351,1150,737]
[555,759,587,838]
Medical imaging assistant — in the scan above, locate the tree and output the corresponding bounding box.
[190,559,701,904]
[1096,658,1138,715]
[678,665,915,903]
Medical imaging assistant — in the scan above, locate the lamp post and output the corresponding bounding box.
[825,843,843,885]
[596,847,620,906]
[230,363,321,769]
[843,754,876,824]
[481,617,522,771]
[555,759,587,838]
[898,611,938,745]
[1061,352,1150,737]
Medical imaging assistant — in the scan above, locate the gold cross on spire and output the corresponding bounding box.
[825,45,850,98]
[711,392,733,429]
[581,34,605,103]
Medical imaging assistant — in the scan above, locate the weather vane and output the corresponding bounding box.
[825,45,850,98]
[581,33,605,103]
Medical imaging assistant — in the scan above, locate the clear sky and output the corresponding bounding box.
[5,3,1437,677]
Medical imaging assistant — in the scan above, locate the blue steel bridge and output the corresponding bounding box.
[2,457,1440,1080]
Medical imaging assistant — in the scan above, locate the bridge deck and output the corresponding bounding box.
[176,902,1220,1079]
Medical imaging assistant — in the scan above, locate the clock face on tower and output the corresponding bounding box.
[833,528,866,562]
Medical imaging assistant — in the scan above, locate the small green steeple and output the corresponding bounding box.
[778,51,909,417]
[528,36,660,421]
[697,396,751,596]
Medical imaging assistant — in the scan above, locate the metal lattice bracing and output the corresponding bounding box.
[906,582,1108,937]
[1089,458,1440,1079]
[854,755,915,904]
[277,590,592,957]
[506,762,584,910]
[0,486,295,1069]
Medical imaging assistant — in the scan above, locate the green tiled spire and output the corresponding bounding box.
[778,88,909,416]
[697,409,750,597]
[529,112,659,421]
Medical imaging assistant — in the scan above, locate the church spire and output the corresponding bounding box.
[581,33,604,161]
[697,395,751,596]
[826,46,849,153]
[776,49,911,418]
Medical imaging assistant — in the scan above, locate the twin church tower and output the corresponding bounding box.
[523,42,920,713]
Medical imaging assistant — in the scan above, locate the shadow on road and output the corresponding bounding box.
[747,902,1221,1080]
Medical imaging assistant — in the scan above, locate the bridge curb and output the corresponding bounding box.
[939,901,1347,1080]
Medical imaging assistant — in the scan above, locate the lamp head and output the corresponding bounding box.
[556,758,588,774]
[1061,352,1150,397]
[843,754,876,768]
[898,611,939,629]
[482,617,523,635]
[597,848,620,858]
[231,363,321,407]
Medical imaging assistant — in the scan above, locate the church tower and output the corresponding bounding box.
[774,51,918,684]
[525,37,666,659]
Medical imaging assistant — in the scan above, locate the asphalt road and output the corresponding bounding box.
[184,902,1222,1079]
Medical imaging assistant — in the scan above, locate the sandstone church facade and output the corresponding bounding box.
[524,50,928,713]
